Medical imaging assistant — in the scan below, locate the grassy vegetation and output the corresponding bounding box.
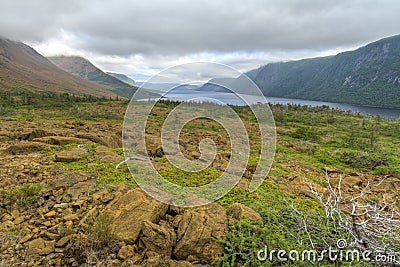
[271,104,400,176]
[41,143,135,186]
[2,96,399,266]
[70,212,120,264]
[0,90,125,122]
[142,101,400,187]
[141,101,399,266]
[6,183,44,207]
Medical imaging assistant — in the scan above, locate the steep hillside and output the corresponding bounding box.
[246,34,400,108]
[0,38,116,98]
[49,56,138,99]
[107,72,136,86]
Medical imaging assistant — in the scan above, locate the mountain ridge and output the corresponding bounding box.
[0,38,118,98]
[106,72,136,86]
[245,34,400,108]
[49,56,138,99]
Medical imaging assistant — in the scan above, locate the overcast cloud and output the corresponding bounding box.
[0,0,399,81]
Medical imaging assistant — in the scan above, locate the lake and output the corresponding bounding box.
[156,89,400,119]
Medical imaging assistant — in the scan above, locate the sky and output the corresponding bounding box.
[0,0,399,82]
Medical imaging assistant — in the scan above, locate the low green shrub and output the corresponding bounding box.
[71,213,120,265]
[215,203,364,267]
[6,183,43,206]
[337,150,388,170]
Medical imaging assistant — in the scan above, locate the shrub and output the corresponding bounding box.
[290,126,321,142]
[87,213,116,249]
[337,150,387,170]
[215,203,355,266]
[71,213,120,265]
[6,183,43,206]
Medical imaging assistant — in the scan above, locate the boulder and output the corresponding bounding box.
[139,220,176,257]
[92,188,115,204]
[44,210,57,218]
[323,166,340,174]
[13,215,25,225]
[48,172,94,191]
[54,148,86,163]
[75,133,121,148]
[117,244,135,260]
[226,203,262,221]
[145,135,164,158]
[25,238,55,255]
[19,233,33,244]
[18,129,53,141]
[173,203,227,263]
[33,136,91,145]
[163,260,196,267]
[56,235,72,247]
[94,145,124,163]
[109,188,169,244]
[4,141,51,155]
[297,186,316,198]
[342,176,363,187]
[67,181,95,200]
[141,256,161,267]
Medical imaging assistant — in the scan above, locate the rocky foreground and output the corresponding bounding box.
[1,110,399,267]
[0,120,262,266]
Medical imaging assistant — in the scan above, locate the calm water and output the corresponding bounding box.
[157,90,400,119]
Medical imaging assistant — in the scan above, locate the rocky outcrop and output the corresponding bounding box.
[54,147,87,162]
[0,119,267,267]
[174,203,227,263]
[94,145,124,163]
[33,136,91,145]
[75,132,121,148]
[25,238,55,255]
[226,203,262,221]
[323,166,340,174]
[109,188,169,244]
[342,176,363,187]
[117,244,135,260]
[139,220,176,258]
[17,129,54,141]
[3,141,51,155]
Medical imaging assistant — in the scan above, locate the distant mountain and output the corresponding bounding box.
[106,72,136,86]
[0,38,117,98]
[197,77,253,95]
[49,56,138,99]
[135,82,179,92]
[199,78,235,93]
[173,84,201,91]
[245,34,400,108]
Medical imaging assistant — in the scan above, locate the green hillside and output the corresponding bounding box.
[247,34,400,108]
[107,72,136,86]
[49,56,138,99]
